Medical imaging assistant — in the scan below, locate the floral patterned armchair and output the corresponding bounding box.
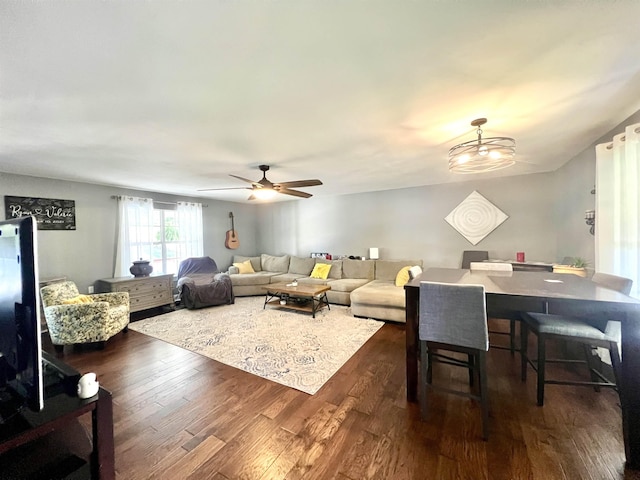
[40,281,130,352]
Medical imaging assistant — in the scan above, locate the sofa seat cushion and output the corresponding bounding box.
[230,272,276,287]
[350,280,406,308]
[327,278,371,293]
[270,273,306,283]
[297,277,331,286]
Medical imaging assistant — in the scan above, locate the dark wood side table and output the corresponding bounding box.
[0,356,115,479]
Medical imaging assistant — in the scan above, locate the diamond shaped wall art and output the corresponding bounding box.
[445,191,508,245]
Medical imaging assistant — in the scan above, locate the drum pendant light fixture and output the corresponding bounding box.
[448,118,516,174]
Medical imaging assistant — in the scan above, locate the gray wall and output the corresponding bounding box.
[3,109,639,290]
[0,173,258,293]
[257,172,559,268]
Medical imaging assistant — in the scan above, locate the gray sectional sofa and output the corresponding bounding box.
[227,254,422,323]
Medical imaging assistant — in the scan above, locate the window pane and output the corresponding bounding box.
[164,212,180,241]
[165,259,179,275]
[152,243,163,261]
[166,243,179,259]
[134,246,152,261]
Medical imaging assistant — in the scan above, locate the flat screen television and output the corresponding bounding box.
[0,216,43,420]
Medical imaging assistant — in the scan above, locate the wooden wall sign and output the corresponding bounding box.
[4,196,76,230]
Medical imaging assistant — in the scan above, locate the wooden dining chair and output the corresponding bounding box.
[520,272,633,406]
[419,281,489,439]
[469,262,520,355]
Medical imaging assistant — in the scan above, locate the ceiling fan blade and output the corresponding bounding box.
[275,179,323,188]
[197,187,252,192]
[229,174,260,186]
[277,188,313,198]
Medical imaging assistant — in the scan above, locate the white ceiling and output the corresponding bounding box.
[2,1,640,203]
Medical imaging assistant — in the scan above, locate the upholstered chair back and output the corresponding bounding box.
[419,281,489,351]
[470,262,513,272]
[40,281,81,307]
[462,250,489,269]
[592,272,633,295]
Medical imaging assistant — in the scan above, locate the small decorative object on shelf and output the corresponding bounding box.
[553,257,589,277]
[130,259,153,277]
[291,280,298,287]
[585,209,595,235]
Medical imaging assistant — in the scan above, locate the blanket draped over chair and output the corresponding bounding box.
[177,256,234,309]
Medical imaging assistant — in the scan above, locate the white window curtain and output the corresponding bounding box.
[594,122,640,364]
[114,196,154,277]
[175,201,204,259]
[595,122,640,299]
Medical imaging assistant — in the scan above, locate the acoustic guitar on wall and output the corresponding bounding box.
[225,212,240,249]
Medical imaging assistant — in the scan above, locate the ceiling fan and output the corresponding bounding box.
[199,165,323,200]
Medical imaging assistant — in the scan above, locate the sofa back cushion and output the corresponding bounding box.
[289,256,316,275]
[315,259,343,279]
[261,254,290,273]
[233,255,262,272]
[375,260,424,281]
[342,259,375,280]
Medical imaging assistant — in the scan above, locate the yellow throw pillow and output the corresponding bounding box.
[395,266,412,287]
[233,259,255,274]
[310,263,332,280]
[62,294,94,305]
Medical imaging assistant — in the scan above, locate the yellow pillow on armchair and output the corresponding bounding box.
[62,294,94,304]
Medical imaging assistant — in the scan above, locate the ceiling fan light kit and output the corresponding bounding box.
[251,188,277,200]
[448,118,516,174]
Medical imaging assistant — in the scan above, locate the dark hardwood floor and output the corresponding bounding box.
[44,317,640,480]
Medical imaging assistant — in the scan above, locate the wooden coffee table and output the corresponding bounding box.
[263,283,331,318]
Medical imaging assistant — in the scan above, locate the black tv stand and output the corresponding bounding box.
[0,352,114,479]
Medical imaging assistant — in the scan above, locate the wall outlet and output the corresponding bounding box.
[87,286,94,294]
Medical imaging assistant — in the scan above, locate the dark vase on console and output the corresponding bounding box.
[130,259,153,277]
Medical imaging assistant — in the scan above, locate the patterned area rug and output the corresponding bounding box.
[129,296,384,395]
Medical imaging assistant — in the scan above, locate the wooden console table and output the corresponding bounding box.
[96,274,174,313]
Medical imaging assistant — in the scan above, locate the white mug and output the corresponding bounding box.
[77,372,100,399]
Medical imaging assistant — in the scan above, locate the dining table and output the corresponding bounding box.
[405,268,640,469]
